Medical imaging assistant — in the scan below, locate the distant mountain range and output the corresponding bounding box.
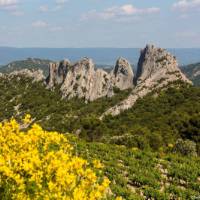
[0,47,200,66]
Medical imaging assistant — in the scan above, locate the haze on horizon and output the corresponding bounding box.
[0,0,199,48]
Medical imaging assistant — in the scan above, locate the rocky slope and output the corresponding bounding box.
[1,69,45,82]
[102,45,191,117]
[45,44,191,115]
[46,57,134,101]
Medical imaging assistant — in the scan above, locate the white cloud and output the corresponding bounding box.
[39,0,68,13]
[173,0,200,11]
[55,0,68,5]
[82,4,160,21]
[39,5,49,12]
[0,0,18,7]
[32,20,48,28]
[121,4,160,15]
[0,0,24,16]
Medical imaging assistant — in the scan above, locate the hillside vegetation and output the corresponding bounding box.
[0,76,200,199]
[181,63,200,86]
[0,117,111,200]
[73,137,200,200]
[0,76,200,153]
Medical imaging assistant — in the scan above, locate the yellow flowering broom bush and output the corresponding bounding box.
[0,115,110,200]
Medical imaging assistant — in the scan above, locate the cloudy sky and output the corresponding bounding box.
[0,0,199,48]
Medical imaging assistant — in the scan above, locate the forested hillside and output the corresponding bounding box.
[0,75,199,154]
[0,74,200,199]
[181,63,200,86]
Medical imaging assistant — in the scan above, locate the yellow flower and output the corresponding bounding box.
[0,117,111,200]
[23,114,32,124]
[93,159,104,169]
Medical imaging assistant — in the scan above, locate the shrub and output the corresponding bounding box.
[0,116,110,199]
[110,134,136,148]
[147,132,163,151]
[173,139,197,157]
[110,134,150,150]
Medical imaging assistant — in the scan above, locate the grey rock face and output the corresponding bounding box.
[102,45,192,117]
[9,69,45,82]
[111,57,134,90]
[46,59,70,88]
[136,45,189,85]
[45,44,191,117]
[46,57,134,101]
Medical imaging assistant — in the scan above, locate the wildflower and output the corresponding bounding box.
[23,114,32,124]
[93,159,104,169]
[0,117,110,199]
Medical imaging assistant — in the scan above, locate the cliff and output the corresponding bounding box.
[46,57,134,101]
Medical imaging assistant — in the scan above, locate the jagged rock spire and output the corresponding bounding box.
[46,59,70,88]
[102,44,192,117]
[112,57,134,90]
[45,44,191,116]
[46,57,134,101]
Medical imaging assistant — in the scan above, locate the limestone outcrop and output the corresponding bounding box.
[9,69,45,82]
[46,57,134,101]
[102,45,192,117]
[45,44,191,116]
[136,45,189,85]
[111,57,134,90]
[46,59,70,88]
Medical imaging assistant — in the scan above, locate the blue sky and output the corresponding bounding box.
[0,0,199,48]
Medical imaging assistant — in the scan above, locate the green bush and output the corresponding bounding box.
[173,139,197,157]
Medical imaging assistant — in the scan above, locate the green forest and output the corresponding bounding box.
[0,75,200,199]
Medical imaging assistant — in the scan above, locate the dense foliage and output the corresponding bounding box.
[102,85,200,154]
[0,116,111,200]
[0,75,200,199]
[70,136,200,200]
[0,76,200,154]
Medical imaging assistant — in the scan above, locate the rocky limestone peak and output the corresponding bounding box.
[46,57,134,101]
[102,45,192,117]
[45,44,191,114]
[71,57,95,74]
[112,57,134,90]
[46,59,70,88]
[136,44,189,85]
[61,57,112,101]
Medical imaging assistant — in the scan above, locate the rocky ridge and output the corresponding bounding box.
[45,44,191,116]
[102,45,191,117]
[46,57,134,101]
[0,69,45,82]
